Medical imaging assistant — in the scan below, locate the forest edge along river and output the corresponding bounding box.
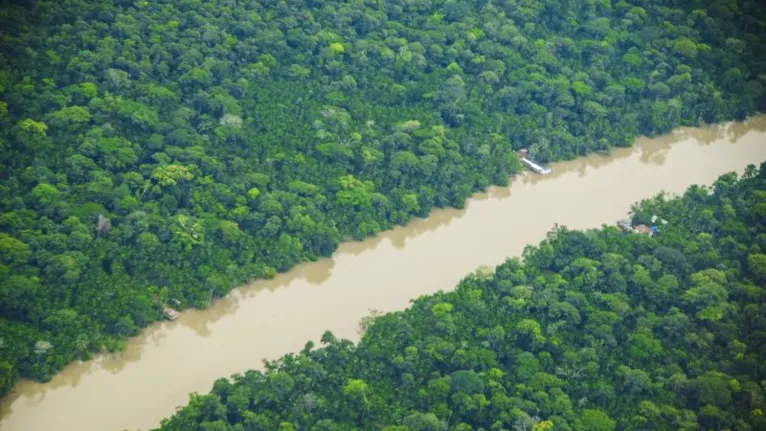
[1,117,765,431]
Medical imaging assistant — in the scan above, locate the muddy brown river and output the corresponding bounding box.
[1,117,765,431]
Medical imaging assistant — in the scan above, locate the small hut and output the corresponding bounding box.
[634,224,654,236]
[163,307,180,320]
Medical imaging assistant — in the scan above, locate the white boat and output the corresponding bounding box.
[521,157,551,175]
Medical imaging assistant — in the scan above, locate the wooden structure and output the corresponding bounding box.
[634,224,655,236]
[616,220,656,236]
[163,307,180,320]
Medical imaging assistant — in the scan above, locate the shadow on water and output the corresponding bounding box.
[520,116,765,186]
[519,145,634,186]
[163,197,472,339]
[342,206,468,255]
[0,315,186,413]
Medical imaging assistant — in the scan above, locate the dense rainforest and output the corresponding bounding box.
[155,164,766,431]
[1,0,766,395]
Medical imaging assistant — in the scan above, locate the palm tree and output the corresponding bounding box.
[73,334,90,359]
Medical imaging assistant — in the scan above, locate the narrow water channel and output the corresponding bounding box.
[1,117,765,431]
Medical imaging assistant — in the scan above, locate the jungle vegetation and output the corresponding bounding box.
[1,0,766,395]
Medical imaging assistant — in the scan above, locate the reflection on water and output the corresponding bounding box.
[521,116,766,187]
[338,206,467,255]
[1,116,765,431]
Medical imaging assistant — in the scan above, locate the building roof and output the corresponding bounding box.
[635,224,653,234]
[163,307,180,320]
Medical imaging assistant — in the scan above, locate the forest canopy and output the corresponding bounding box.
[1,0,766,395]
[155,163,766,431]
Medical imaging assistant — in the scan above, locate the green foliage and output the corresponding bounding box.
[154,165,766,431]
[328,43,345,56]
[151,164,194,187]
[1,0,765,399]
[0,233,31,266]
[18,119,47,135]
[577,409,616,431]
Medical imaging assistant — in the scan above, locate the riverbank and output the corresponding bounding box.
[1,116,765,431]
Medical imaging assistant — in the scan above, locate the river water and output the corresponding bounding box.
[1,117,765,431]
